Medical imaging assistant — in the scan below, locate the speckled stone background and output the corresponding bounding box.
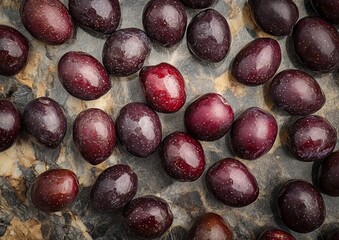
[0,0,338,239]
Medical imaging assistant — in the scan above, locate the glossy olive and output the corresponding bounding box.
[181,0,216,9]
[23,97,67,149]
[311,0,339,24]
[187,9,231,63]
[90,164,138,212]
[318,151,339,196]
[0,25,29,76]
[258,228,296,240]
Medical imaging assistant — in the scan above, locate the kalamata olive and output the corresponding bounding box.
[139,62,186,113]
[90,164,138,212]
[292,16,339,73]
[116,102,162,158]
[230,107,278,160]
[258,228,296,240]
[184,93,234,141]
[0,25,29,76]
[187,9,231,63]
[311,0,339,24]
[269,69,325,116]
[181,0,216,9]
[143,0,187,47]
[23,97,67,149]
[122,195,173,239]
[73,108,116,165]
[287,115,337,162]
[188,212,234,240]
[20,0,74,45]
[277,179,325,233]
[58,51,111,101]
[31,169,79,212]
[231,38,281,86]
[69,0,121,34]
[206,158,259,207]
[0,100,21,152]
[160,132,205,182]
[318,151,339,196]
[327,228,339,240]
[102,28,151,76]
[248,0,299,36]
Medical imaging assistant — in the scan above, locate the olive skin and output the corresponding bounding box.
[258,229,296,240]
[115,102,162,158]
[122,195,173,239]
[69,0,121,34]
[58,51,111,101]
[248,0,299,36]
[187,9,231,63]
[277,180,325,233]
[311,0,339,24]
[23,97,67,149]
[143,0,187,47]
[139,62,186,113]
[90,164,138,212]
[181,0,216,9]
[31,169,79,212]
[184,93,234,141]
[160,132,205,182]
[206,158,259,207]
[327,228,339,240]
[188,213,234,240]
[0,25,29,76]
[230,107,278,160]
[102,28,151,76]
[0,100,22,152]
[73,108,116,165]
[318,151,339,196]
[269,69,325,116]
[20,0,74,45]
[292,17,339,73]
[287,115,337,162]
[231,38,281,86]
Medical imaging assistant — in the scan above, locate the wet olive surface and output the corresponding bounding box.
[0,0,339,240]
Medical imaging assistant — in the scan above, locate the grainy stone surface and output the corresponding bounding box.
[0,0,339,239]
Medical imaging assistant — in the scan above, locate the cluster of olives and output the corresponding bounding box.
[0,0,339,239]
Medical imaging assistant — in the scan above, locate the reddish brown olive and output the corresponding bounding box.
[318,151,339,196]
[258,228,296,240]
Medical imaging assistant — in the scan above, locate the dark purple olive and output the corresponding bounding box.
[143,0,187,47]
[292,17,339,73]
[0,25,29,76]
[248,0,299,36]
[187,9,231,63]
[139,62,186,113]
[318,151,339,196]
[73,108,116,165]
[20,0,74,45]
[269,69,325,116]
[327,228,339,240]
[58,51,111,101]
[184,93,234,141]
[102,28,151,76]
[230,107,278,160]
[31,169,79,212]
[258,228,296,240]
[287,115,337,162]
[181,0,216,9]
[69,0,121,34]
[311,0,339,24]
[277,179,325,233]
[0,100,21,152]
[188,212,234,240]
[206,158,259,207]
[160,132,205,182]
[231,38,281,86]
[122,195,173,239]
[90,164,138,212]
[23,97,67,149]
[116,102,162,158]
